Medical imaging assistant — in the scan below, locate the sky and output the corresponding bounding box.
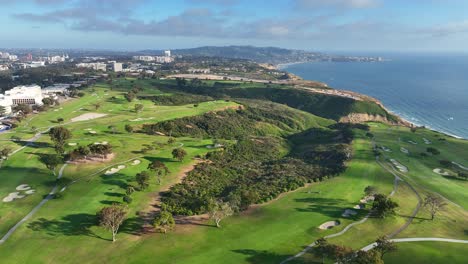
[1,0,468,52]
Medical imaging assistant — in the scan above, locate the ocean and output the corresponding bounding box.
[282,53,468,139]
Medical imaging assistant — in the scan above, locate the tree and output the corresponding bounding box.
[167,137,176,145]
[57,117,64,124]
[372,194,398,218]
[125,124,134,133]
[153,210,175,233]
[0,147,12,159]
[89,144,113,159]
[123,195,133,204]
[314,238,333,264]
[97,205,127,242]
[364,186,378,196]
[374,236,397,258]
[352,250,384,264]
[40,154,62,176]
[134,104,144,113]
[423,194,447,220]
[13,104,32,115]
[135,171,150,190]
[208,200,234,228]
[148,160,170,184]
[49,126,72,154]
[126,186,135,195]
[125,91,136,102]
[172,148,187,162]
[426,147,440,155]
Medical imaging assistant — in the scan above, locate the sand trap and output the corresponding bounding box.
[342,209,358,217]
[433,168,450,176]
[423,138,432,144]
[319,220,341,230]
[155,132,166,136]
[105,165,126,175]
[68,143,77,146]
[16,184,31,191]
[25,189,35,195]
[381,146,392,152]
[353,204,365,209]
[89,131,97,134]
[2,192,25,202]
[94,141,108,145]
[131,160,141,165]
[71,113,107,123]
[452,162,468,171]
[400,147,409,154]
[53,109,59,112]
[85,128,92,131]
[390,159,408,173]
[408,140,418,145]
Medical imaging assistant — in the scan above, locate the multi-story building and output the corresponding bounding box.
[76,62,107,71]
[110,61,123,72]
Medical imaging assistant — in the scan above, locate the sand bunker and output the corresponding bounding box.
[423,138,432,144]
[131,160,141,165]
[433,168,450,176]
[25,189,36,194]
[3,192,25,202]
[381,146,392,152]
[85,128,92,131]
[319,220,341,230]
[390,159,408,173]
[400,147,409,154]
[88,131,97,134]
[105,165,127,175]
[71,113,107,122]
[342,209,358,217]
[68,143,77,146]
[16,184,31,191]
[94,141,108,145]
[452,162,468,171]
[408,140,418,145]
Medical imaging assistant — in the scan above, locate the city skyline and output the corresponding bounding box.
[1,0,468,52]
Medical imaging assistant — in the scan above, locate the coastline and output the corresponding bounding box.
[280,62,466,140]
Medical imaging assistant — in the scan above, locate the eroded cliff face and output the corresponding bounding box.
[339,113,410,126]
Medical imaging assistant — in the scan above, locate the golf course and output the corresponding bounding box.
[0,78,466,263]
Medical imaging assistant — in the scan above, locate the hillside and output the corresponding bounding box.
[140,46,322,64]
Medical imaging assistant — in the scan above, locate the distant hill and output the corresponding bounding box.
[139,46,323,64]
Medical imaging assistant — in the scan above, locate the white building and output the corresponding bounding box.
[0,65,9,71]
[109,61,123,72]
[76,62,107,71]
[0,85,44,114]
[164,50,171,57]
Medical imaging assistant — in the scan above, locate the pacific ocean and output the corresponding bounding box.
[282,53,468,139]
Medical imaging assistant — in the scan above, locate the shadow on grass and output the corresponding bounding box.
[104,192,124,197]
[27,214,109,241]
[294,197,348,218]
[232,249,313,264]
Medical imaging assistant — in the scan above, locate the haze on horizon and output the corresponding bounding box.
[1,0,468,52]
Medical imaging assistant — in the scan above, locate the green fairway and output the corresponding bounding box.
[0,79,467,263]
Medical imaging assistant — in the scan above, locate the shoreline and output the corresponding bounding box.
[280,62,466,140]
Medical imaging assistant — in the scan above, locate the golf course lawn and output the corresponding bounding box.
[0,80,466,263]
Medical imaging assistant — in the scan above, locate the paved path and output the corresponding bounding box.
[361,237,468,251]
[0,163,68,244]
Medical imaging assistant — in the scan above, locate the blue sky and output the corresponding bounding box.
[1,0,468,52]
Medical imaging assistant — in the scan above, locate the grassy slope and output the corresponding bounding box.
[0,83,239,239]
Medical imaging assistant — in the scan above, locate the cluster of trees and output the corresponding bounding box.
[124,85,143,102]
[0,147,12,160]
[314,236,397,264]
[438,160,468,180]
[141,93,214,106]
[68,144,113,161]
[371,194,399,218]
[426,147,441,155]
